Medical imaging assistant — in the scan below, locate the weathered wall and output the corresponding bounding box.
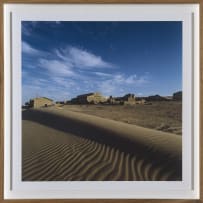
[33,98,53,108]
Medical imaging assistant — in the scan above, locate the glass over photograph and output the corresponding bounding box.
[22,21,182,181]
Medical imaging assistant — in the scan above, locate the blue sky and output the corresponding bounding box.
[22,21,182,104]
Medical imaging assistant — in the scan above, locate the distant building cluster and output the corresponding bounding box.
[70,92,137,105]
[70,92,107,105]
[108,94,136,105]
[23,91,182,109]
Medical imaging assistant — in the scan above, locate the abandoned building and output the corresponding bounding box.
[173,91,182,101]
[122,94,136,105]
[108,94,136,105]
[71,92,107,104]
[136,98,146,104]
[29,97,54,108]
[145,95,169,102]
[108,96,120,105]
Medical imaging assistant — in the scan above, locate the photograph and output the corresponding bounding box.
[21,21,182,181]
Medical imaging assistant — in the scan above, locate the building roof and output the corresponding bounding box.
[33,97,53,101]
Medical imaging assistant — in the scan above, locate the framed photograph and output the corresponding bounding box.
[0,1,201,201]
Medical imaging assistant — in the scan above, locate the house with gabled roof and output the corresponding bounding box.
[29,97,54,108]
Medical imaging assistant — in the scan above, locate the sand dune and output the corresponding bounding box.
[22,108,182,181]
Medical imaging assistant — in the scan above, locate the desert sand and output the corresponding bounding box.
[22,106,182,181]
[61,102,182,135]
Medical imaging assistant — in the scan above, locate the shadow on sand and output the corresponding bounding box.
[22,109,182,180]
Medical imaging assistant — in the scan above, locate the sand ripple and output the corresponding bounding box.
[22,109,181,181]
[23,137,180,181]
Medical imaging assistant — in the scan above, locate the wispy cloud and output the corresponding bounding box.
[98,73,149,96]
[69,47,113,68]
[56,46,113,69]
[23,41,114,80]
[38,59,76,77]
[22,41,42,55]
[52,77,75,87]
[22,41,150,103]
[126,74,149,85]
[93,72,112,77]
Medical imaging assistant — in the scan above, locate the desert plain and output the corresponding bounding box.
[22,101,182,181]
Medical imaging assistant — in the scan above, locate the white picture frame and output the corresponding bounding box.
[3,3,200,199]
